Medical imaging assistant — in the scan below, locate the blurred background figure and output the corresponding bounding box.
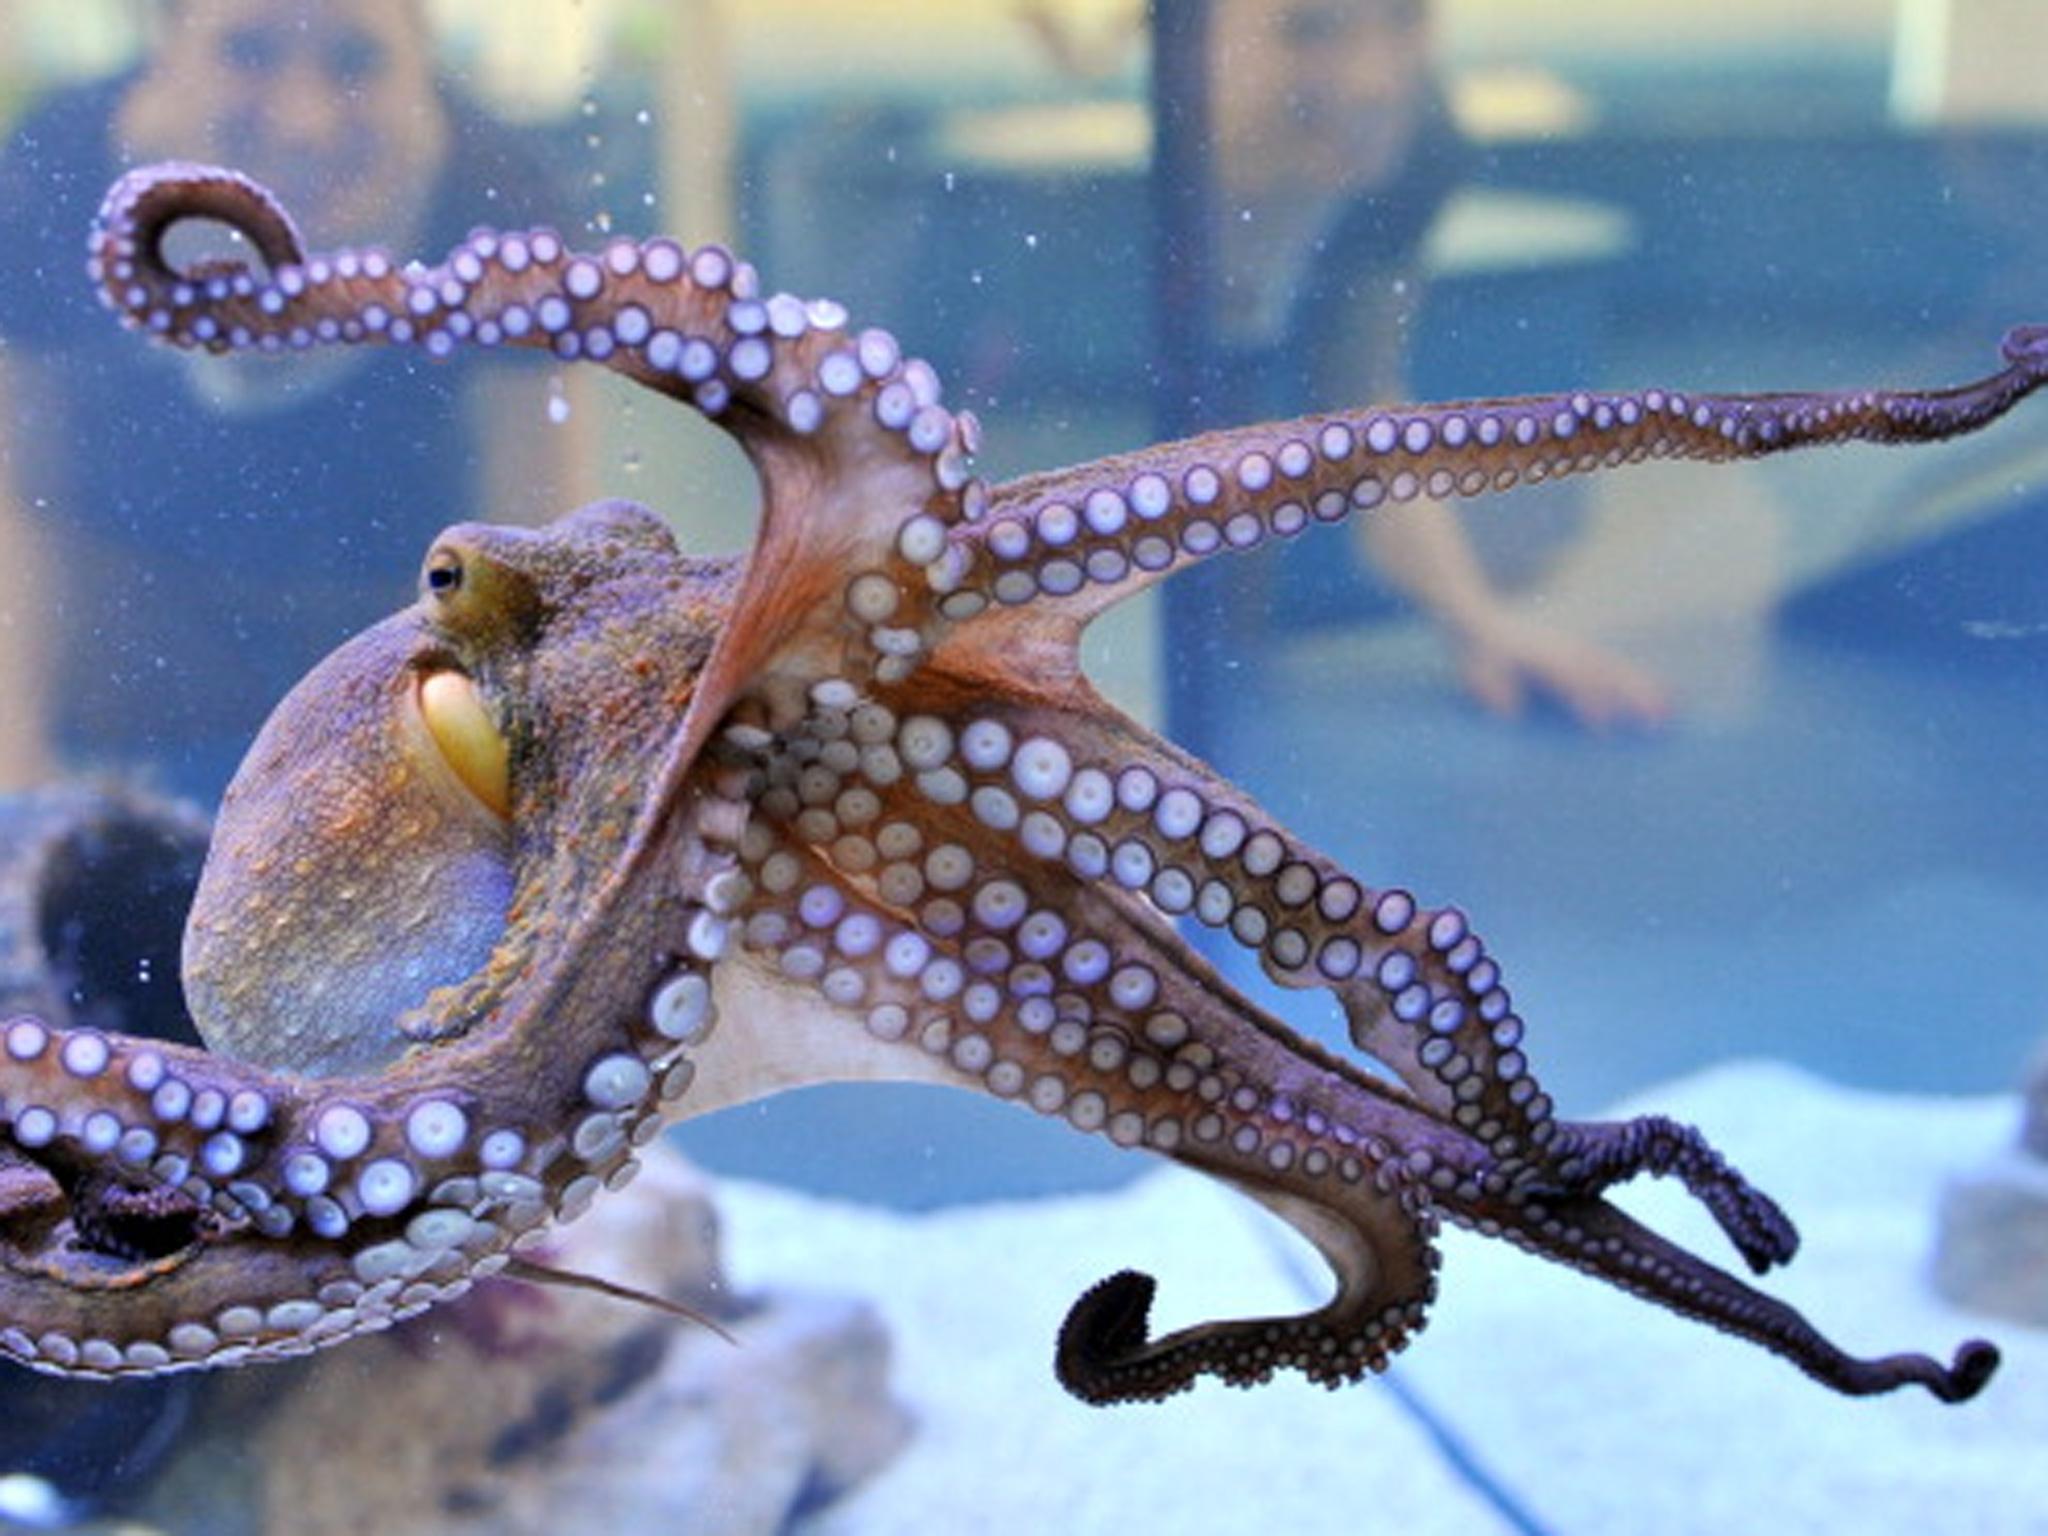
[0,0,575,1518]
[1196,0,1668,729]
[0,0,581,802]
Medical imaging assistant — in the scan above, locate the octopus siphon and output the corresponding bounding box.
[0,160,2037,1407]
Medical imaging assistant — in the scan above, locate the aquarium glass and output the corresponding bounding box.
[0,2,2042,1531]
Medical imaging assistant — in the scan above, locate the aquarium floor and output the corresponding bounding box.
[718,1063,2046,1536]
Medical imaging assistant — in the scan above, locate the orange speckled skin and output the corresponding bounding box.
[186,502,729,1082]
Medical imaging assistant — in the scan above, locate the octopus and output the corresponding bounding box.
[0,160,2036,1408]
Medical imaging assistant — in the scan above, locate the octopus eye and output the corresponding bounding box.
[425,550,465,597]
[418,670,511,818]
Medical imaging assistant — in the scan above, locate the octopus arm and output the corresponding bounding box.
[0,781,759,1379]
[88,164,978,757]
[1467,1185,1997,1403]
[0,1021,470,1374]
[90,163,2048,758]
[721,662,1996,1402]
[962,328,2048,632]
[708,752,1445,1401]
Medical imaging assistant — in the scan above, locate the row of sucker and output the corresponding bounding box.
[731,693,1556,1200]
[712,716,1446,1392]
[0,781,755,1376]
[950,328,2048,627]
[89,163,982,699]
[710,693,1995,1403]
[716,718,1416,1191]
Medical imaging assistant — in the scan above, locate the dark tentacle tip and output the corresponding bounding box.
[105,163,306,288]
[1708,1182,1799,1276]
[1998,324,2048,368]
[1934,1339,2000,1405]
[1055,1269,1156,1404]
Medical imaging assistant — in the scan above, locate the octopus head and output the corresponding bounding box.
[179,498,735,1078]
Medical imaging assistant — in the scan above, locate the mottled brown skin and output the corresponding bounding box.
[0,163,2031,1407]
[184,506,726,1078]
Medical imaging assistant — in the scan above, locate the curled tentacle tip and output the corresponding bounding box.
[102,160,268,220]
[1935,1338,2000,1404]
[1060,1269,1154,1357]
[1055,1269,1156,1403]
[95,161,305,286]
[1998,323,2048,368]
[1851,1338,1999,1403]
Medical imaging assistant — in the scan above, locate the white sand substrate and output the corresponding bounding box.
[717,1062,2048,1536]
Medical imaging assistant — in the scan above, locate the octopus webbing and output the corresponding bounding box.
[0,160,2033,1406]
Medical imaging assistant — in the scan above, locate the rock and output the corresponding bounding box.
[1933,1151,2048,1326]
[2020,1040,2048,1161]
[0,782,208,1045]
[147,1147,910,1536]
[1931,1034,2048,1326]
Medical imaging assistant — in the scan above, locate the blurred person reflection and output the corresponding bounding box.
[1205,0,1668,727]
[0,0,582,801]
[0,0,576,1515]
